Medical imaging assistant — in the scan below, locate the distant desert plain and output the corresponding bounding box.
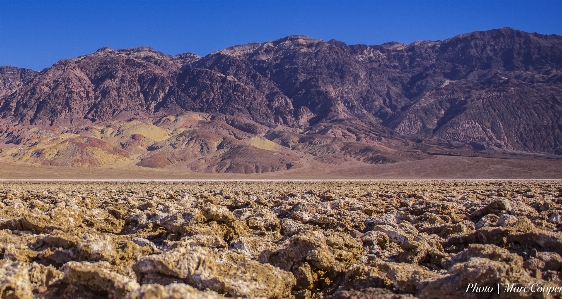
[0,154,561,180]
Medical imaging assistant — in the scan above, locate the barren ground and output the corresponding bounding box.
[1,155,562,180]
[0,180,561,298]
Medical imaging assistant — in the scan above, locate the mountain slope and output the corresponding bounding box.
[0,66,38,98]
[1,28,561,172]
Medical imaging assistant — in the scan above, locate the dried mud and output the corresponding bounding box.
[0,181,561,298]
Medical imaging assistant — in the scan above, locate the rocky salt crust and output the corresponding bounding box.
[0,181,561,298]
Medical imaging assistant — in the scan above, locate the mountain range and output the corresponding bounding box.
[1,27,561,174]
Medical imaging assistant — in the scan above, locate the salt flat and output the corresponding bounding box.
[0,181,561,298]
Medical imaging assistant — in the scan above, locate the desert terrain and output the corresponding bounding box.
[0,180,561,298]
[1,154,562,180]
[1,26,562,299]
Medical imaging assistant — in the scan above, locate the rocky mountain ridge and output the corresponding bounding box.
[1,28,561,173]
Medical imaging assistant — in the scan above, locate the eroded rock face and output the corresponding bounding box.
[0,181,562,298]
[3,29,562,155]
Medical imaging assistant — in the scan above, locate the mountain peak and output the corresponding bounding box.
[94,47,114,54]
[274,35,324,45]
[494,27,519,33]
[281,35,322,41]
[126,46,157,52]
[446,27,550,42]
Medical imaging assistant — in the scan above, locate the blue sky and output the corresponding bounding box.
[1,0,561,70]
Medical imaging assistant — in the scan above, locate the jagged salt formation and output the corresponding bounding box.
[0,181,561,298]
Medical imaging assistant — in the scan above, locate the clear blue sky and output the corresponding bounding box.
[1,0,561,71]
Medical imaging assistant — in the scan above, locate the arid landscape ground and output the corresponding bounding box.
[1,25,562,298]
[1,154,562,180]
[1,180,561,298]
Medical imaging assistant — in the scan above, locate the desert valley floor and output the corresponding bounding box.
[1,154,562,180]
[0,180,561,298]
